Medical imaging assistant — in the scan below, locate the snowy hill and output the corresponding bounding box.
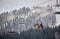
[0,6,56,33]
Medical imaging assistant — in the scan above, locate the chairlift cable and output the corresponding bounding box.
[37,0,53,6]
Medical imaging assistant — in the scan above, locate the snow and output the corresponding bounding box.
[1,6,57,33]
[56,14,60,26]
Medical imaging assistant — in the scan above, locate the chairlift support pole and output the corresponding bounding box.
[56,0,58,6]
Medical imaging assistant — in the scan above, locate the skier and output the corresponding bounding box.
[34,23,39,29]
[39,23,44,28]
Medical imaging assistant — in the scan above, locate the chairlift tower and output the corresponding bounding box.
[55,0,60,14]
[56,0,60,6]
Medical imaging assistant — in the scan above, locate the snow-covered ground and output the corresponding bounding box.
[56,14,60,26]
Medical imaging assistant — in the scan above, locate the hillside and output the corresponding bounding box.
[0,6,56,33]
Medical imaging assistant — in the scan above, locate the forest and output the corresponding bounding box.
[0,25,58,39]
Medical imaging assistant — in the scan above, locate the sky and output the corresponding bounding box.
[0,0,58,13]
